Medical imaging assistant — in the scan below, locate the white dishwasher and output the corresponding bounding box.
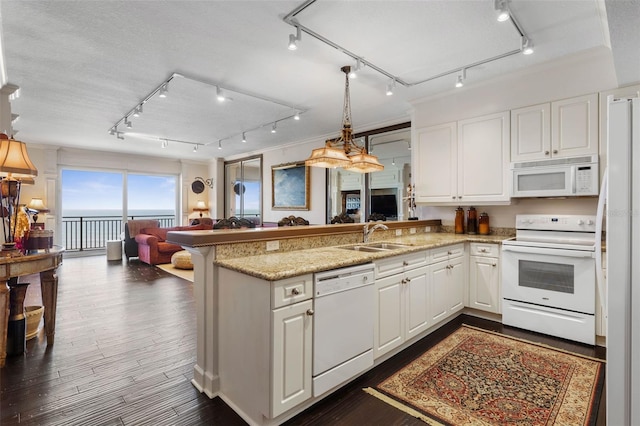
[313,263,375,397]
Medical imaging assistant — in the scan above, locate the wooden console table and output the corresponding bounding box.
[0,246,64,367]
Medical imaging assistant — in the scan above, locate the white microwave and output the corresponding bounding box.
[511,155,599,198]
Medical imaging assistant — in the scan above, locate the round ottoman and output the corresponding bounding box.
[171,250,193,270]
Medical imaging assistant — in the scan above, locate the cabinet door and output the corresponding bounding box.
[457,111,510,203]
[447,256,466,314]
[469,255,500,313]
[429,260,451,324]
[271,300,313,417]
[551,93,598,158]
[374,274,404,359]
[511,103,551,162]
[414,122,457,203]
[404,266,430,340]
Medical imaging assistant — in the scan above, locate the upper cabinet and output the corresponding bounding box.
[414,111,510,205]
[511,93,598,162]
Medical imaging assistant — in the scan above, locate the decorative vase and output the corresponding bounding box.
[7,280,30,356]
[25,305,44,340]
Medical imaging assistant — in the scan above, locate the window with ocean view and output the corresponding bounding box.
[62,169,177,252]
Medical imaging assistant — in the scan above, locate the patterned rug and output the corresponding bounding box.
[365,325,604,425]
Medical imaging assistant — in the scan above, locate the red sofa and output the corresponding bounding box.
[134,223,212,265]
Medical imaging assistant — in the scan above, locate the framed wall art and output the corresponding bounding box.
[271,162,310,210]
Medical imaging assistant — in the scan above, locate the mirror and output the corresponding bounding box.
[326,123,411,223]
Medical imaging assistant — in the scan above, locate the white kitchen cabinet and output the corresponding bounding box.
[413,122,457,203]
[468,242,501,314]
[414,112,510,205]
[511,93,598,162]
[429,244,467,324]
[218,270,313,422]
[374,251,429,359]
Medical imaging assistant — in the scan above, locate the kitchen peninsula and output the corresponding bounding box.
[167,220,510,425]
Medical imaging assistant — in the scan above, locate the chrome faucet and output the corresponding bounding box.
[364,223,389,243]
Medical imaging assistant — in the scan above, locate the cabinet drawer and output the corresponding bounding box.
[431,243,465,262]
[271,274,313,309]
[375,251,428,278]
[469,242,500,257]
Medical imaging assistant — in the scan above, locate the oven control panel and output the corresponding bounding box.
[515,214,596,232]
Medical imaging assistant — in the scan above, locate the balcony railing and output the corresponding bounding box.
[61,214,175,252]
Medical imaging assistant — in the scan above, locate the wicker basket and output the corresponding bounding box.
[25,305,44,340]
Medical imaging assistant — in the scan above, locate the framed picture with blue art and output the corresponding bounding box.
[271,162,310,210]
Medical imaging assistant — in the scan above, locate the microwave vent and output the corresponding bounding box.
[511,155,597,169]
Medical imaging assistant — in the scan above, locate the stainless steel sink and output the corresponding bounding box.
[338,242,413,252]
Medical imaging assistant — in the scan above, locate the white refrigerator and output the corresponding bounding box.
[606,96,640,425]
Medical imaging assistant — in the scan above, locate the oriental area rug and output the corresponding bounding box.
[365,325,604,426]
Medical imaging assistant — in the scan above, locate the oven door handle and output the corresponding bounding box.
[502,245,595,258]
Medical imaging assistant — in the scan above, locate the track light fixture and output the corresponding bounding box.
[242,132,247,143]
[158,83,168,98]
[455,69,466,88]
[133,105,143,117]
[348,59,362,79]
[294,110,300,120]
[124,117,132,129]
[193,145,198,152]
[116,132,125,140]
[108,127,116,135]
[271,122,277,133]
[161,139,168,148]
[521,37,534,55]
[216,86,226,102]
[218,140,222,150]
[386,79,396,96]
[288,26,301,51]
[495,0,510,22]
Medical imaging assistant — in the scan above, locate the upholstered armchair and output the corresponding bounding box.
[124,219,160,261]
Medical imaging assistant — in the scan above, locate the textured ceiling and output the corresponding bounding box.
[0,0,635,162]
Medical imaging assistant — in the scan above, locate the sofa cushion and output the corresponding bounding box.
[140,227,169,242]
[157,241,182,254]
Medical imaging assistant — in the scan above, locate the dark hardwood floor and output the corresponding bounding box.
[1,255,606,425]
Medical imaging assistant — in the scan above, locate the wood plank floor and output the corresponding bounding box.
[1,255,606,425]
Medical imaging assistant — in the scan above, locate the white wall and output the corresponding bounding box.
[412,46,619,228]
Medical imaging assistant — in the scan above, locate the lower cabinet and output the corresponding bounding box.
[468,243,501,314]
[218,269,313,422]
[374,251,429,359]
[429,254,466,324]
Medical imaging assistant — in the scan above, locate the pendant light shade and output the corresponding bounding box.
[305,66,383,173]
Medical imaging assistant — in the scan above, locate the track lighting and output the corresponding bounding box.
[124,117,132,129]
[288,26,301,51]
[133,105,143,117]
[216,86,226,102]
[386,79,396,96]
[161,140,168,149]
[349,59,362,79]
[116,132,125,140]
[109,127,116,135]
[193,145,198,152]
[242,132,247,143]
[495,0,510,22]
[218,140,222,150]
[271,122,277,133]
[455,69,466,88]
[294,110,300,120]
[159,83,168,98]
[521,37,534,55]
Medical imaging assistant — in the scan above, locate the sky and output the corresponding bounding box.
[62,169,176,212]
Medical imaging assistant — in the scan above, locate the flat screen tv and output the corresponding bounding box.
[370,194,398,219]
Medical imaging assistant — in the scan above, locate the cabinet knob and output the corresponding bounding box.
[492,263,497,267]
[405,277,411,283]
[403,261,409,266]
[447,250,452,255]
[480,248,487,253]
[545,150,550,155]
[306,309,314,316]
[452,196,456,199]
[401,278,407,284]
[553,149,558,154]
[291,288,300,296]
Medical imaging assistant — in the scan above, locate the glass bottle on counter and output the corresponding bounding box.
[467,207,477,234]
[478,212,490,235]
[455,207,464,234]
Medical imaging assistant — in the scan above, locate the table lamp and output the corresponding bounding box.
[193,200,209,218]
[28,198,50,226]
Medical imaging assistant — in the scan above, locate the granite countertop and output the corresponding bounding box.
[215,233,509,281]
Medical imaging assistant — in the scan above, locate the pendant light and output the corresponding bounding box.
[305,66,383,173]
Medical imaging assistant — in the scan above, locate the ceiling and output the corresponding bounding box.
[0,0,637,162]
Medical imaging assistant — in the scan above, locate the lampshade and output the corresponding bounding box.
[195,200,207,210]
[28,198,49,212]
[0,134,38,178]
[343,151,385,173]
[305,145,351,169]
